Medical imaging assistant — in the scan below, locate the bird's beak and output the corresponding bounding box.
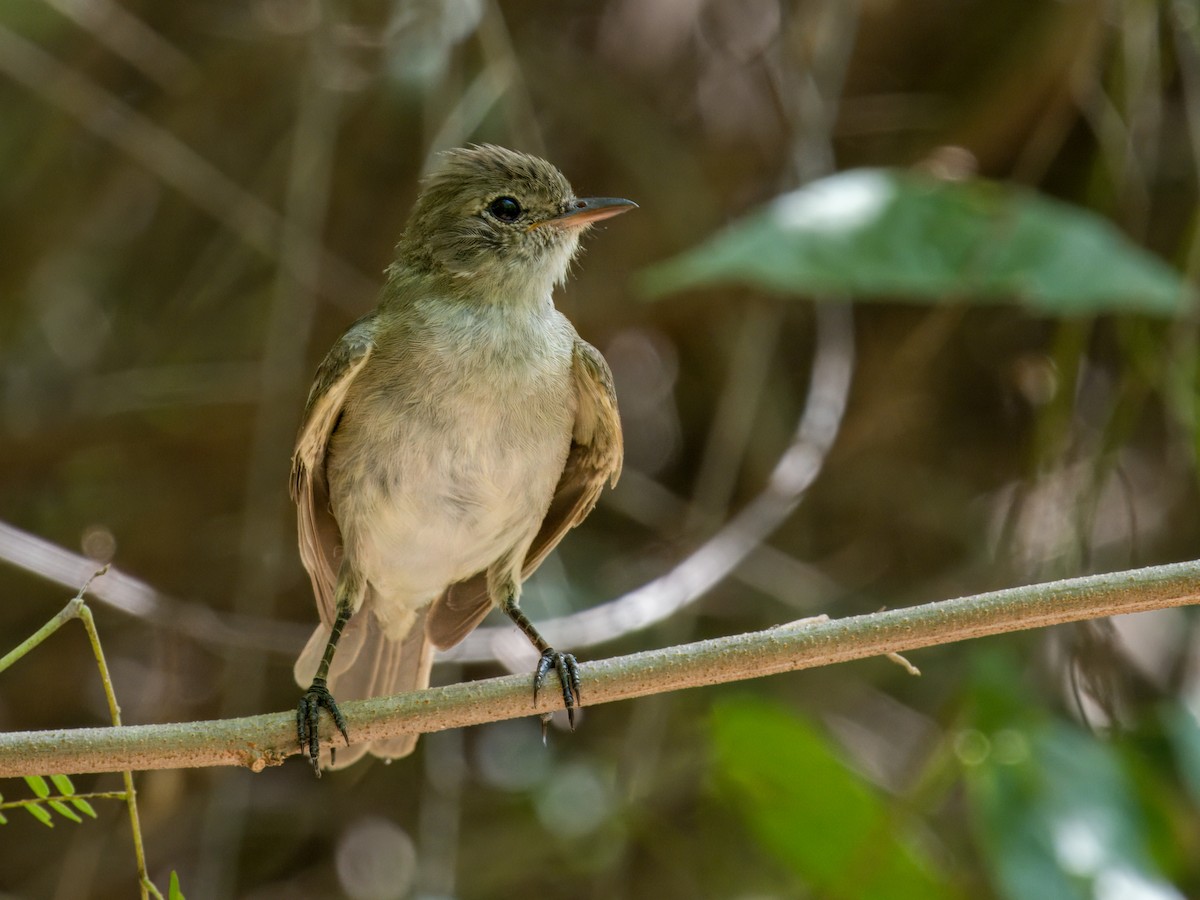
[532,197,638,231]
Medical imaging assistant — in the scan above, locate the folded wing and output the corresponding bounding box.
[425,337,623,649]
[290,314,377,626]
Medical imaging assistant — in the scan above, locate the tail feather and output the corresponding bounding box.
[294,606,433,770]
[293,613,369,687]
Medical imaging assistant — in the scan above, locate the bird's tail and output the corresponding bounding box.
[293,607,432,770]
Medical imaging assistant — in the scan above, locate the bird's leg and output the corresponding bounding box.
[501,595,581,736]
[296,601,353,776]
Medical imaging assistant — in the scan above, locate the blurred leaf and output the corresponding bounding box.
[169,870,186,900]
[965,659,1181,900]
[640,169,1192,316]
[1164,705,1200,806]
[49,774,75,795]
[70,796,98,819]
[710,696,957,900]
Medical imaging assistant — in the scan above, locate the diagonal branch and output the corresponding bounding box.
[2,560,1198,778]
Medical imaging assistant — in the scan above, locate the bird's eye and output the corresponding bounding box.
[487,196,522,223]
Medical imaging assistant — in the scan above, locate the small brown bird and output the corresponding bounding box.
[291,145,633,773]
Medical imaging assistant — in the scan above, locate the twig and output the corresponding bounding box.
[1,560,1197,777]
[73,600,158,900]
[0,567,108,674]
[0,567,162,899]
[0,789,130,810]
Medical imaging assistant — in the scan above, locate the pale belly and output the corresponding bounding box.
[336,416,570,601]
[323,308,577,636]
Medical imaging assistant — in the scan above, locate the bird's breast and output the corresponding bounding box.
[325,301,577,602]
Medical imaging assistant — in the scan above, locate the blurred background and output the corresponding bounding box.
[3,0,1200,897]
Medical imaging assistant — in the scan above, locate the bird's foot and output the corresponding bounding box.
[533,648,582,741]
[296,677,349,777]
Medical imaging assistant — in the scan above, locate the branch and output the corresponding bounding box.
[2,560,1198,777]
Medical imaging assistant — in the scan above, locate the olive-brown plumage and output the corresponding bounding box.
[291,145,633,772]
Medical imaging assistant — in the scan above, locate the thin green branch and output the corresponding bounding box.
[0,566,107,674]
[0,790,129,810]
[1,560,1197,778]
[75,601,154,899]
[0,566,161,899]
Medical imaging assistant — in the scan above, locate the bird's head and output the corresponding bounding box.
[396,145,636,303]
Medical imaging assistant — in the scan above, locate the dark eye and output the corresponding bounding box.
[487,196,522,223]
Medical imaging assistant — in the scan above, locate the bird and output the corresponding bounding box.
[290,144,634,773]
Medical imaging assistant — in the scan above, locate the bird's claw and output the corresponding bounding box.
[296,678,349,777]
[533,648,582,731]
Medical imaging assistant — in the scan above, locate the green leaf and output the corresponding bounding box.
[50,774,76,795]
[710,696,956,900]
[48,799,82,823]
[640,168,1193,316]
[964,658,1178,899]
[70,797,98,819]
[24,803,53,827]
[0,810,8,825]
[169,870,186,900]
[24,775,50,799]
[1164,703,1200,805]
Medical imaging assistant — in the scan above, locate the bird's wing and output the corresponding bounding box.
[522,337,624,576]
[423,571,493,651]
[291,314,376,626]
[425,338,622,651]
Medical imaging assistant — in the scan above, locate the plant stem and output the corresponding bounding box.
[0,566,159,899]
[75,601,154,900]
[0,566,106,674]
[0,790,129,810]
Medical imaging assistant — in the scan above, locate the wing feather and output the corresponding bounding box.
[291,314,376,626]
[425,338,623,649]
[523,338,623,576]
[424,571,493,651]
